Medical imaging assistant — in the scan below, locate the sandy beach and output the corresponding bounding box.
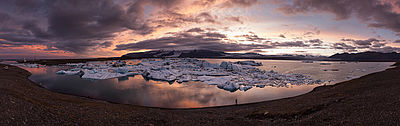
[0,63,399,125]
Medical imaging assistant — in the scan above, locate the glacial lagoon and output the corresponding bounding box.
[17,59,393,108]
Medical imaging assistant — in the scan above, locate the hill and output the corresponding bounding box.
[329,51,400,62]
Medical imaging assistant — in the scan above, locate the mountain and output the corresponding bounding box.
[329,51,400,62]
[121,50,227,58]
[121,50,327,60]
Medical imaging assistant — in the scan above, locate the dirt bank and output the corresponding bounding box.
[0,63,399,125]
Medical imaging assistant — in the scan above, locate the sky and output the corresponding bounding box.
[1,0,400,59]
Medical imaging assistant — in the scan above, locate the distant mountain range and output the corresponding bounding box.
[16,50,400,66]
[329,51,400,62]
[121,50,327,60]
[122,50,400,62]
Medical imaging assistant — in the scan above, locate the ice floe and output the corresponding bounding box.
[20,58,325,92]
[234,61,263,66]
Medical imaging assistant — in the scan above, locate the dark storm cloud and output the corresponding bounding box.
[275,0,400,34]
[115,28,272,51]
[0,0,188,53]
[279,34,286,38]
[0,12,11,22]
[0,33,46,44]
[394,40,400,43]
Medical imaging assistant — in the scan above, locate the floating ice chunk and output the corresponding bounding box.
[301,60,314,63]
[81,69,135,80]
[239,85,252,91]
[115,67,129,74]
[320,63,332,65]
[220,61,241,71]
[56,70,81,75]
[234,61,262,66]
[144,69,177,81]
[198,61,220,69]
[178,75,192,82]
[112,60,126,67]
[56,70,66,74]
[217,81,240,92]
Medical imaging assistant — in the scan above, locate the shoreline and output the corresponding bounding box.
[1,63,400,125]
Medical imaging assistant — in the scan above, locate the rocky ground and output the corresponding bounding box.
[0,63,399,125]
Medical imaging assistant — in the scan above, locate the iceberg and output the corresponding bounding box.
[234,61,263,66]
[56,70,81,75]
[50,58,323,92]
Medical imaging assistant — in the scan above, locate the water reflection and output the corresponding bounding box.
[19,59,394,108]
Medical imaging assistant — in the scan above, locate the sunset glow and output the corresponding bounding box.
[1,0,400,58]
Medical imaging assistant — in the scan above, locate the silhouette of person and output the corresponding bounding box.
[235,99,238,105]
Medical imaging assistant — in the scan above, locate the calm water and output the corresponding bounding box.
[16,59,394,108]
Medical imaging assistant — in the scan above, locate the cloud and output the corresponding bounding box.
[331,38,400,53]
[353,38,380,46]
[187,28,205,33]
[0,0,198,54]
[115,28,272,51]
[341,38,385,48]
[225,16,243,24]
[151,11,220,28]
[370,46,400,53]
[235,34,266,42]
[205,32,227,38]
[0,0,162,53]
[192,0,217,6]
[223,0,259,8]
[394,40,400,43]
[273,41,308,47]
[332,43,357,52]
[307,39,324,46]
[279,34,286,38]
[274,0,400,34]
[372,42,386,48]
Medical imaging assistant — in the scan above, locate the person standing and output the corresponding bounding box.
[235,99,238,105]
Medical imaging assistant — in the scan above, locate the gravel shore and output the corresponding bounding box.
[1,63,399,125]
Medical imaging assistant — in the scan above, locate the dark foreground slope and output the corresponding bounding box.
[0,63,399,125]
